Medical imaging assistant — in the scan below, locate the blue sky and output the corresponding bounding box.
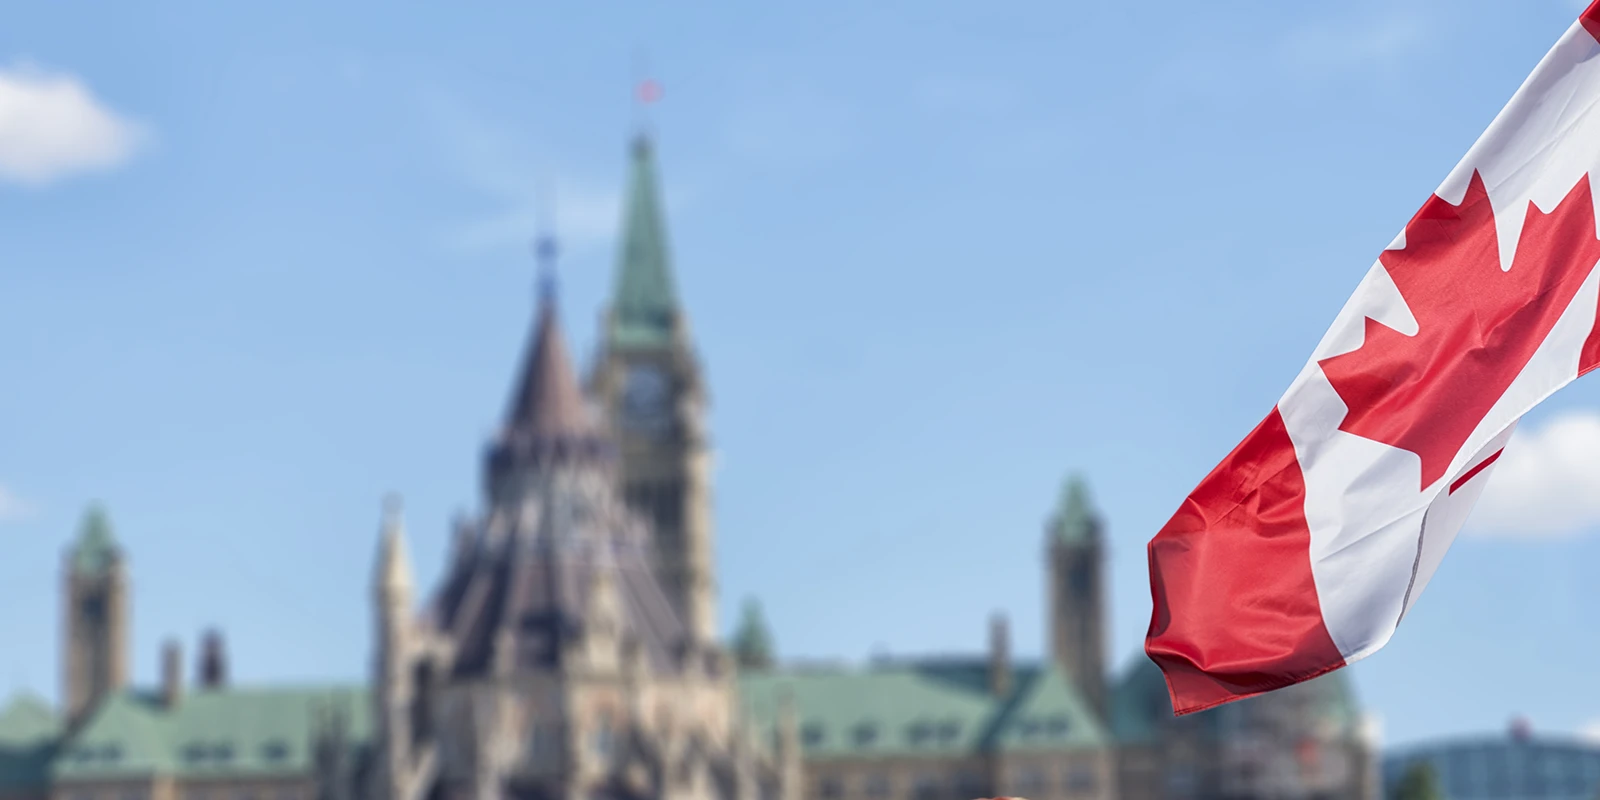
[3,0,1600,749]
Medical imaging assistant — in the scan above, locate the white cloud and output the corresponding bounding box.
[0,485,32,523]
[1469,410,1600,536]
[1580,718,1600,743]
[0,62,147,187]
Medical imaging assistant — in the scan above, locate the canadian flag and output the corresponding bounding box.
[1148,3,1600,715]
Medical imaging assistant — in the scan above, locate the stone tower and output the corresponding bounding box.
[592,133,717,645]
[62,504,129,727]
[1047,475,1108,720]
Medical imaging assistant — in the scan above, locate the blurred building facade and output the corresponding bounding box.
[0,132,1378,800]
[1382,722,1600,800]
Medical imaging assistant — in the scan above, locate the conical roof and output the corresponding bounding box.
[505,282,594,442]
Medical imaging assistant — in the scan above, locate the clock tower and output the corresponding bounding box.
[592,132,718,645]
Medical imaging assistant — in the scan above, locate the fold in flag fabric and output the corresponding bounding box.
[1147,2,1600,716]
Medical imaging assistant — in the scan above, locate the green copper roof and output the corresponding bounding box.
[1049,475,1101,546]
[52,686,370,782]
[70,505,120,576]
[1108,655,1176,744]
[739,659,1108,760]
[732,598,775,670]
[1109,654,1362,744]
[608,135,679,351]
[0,693,57,747]
[0,693,58,791]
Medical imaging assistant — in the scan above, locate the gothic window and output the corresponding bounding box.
[658,483,679,533]
[592,723,615,758]
[935,721,960,744]
[1046,715,1071,737]
[906,722,933,746]
[816,776,843,800]
[863,775,890,800]
[1071,561,1093,597]
[802,724,825,748]
[261,741,289,763]
[1065,766,1097,794]
[1014,768,1046,795]
[911,774,941,800]
[954,772,985,798]
[411,662,436,744]
[852,722,879,747]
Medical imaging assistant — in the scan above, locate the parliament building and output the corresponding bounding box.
[0,130,1379,800]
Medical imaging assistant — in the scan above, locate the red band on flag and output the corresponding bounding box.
[1145,408,1346,715]
[1448,448,1504,495]
[1582,2,1600,44]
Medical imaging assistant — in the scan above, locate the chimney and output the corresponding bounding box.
[988,613,1011,698]
[198,629,229,691]
[160,639,183,707]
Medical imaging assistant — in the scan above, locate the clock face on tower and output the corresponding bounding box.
[621,365,671,433]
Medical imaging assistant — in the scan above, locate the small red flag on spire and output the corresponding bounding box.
[637,79,662,104]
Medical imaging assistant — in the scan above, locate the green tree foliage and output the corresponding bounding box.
[1394,761,1443,800]
[731,597,775,670]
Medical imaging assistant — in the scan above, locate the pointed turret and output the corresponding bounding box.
[506,253,594,443]
[372,495,415,800]
[608,135,680,350]
[374,495,414,597]
[489,234,611,490]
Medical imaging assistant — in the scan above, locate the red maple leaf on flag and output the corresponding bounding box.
[1318,170,1600,489]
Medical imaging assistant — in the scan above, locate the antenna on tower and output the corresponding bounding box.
[532,182,559,303]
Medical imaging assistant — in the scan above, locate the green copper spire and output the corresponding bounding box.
[1049,475,1102,546]
[608,135,679,350]
[731,597,775,670]
[70,504,121,576]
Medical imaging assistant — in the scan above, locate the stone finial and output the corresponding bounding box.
[160,639,183,707]
[198,629,228,691]
[988,613,1011,698]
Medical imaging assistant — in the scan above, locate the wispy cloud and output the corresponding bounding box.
[1469,411,1600,537]
[0,485,33,523]
[0,61,148,188]
[424,92,626,255]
